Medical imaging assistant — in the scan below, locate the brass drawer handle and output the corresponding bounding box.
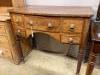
[69,24,75,31]
[17,29,21,33]
[16,29,22,36]
[48,23,53,28]
[16,29,23,38]
[29,21,33,26]
[68,38,73,43]
[16,18,20,22]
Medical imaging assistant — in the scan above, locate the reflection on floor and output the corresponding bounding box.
[0,50,99,75]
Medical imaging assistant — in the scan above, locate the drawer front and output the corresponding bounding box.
[0,24,6,35]
[24,16,38,29]
[62,18,84,33]
[25,16,61,32]
[12,22,26,37]
[37,16,61,32]
[61,33,81,44]
[11,14,24,27]
[0,36,12,58]
[26,29,60,41]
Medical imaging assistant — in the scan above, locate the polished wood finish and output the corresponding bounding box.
[9,6,93,17]
[86,22,100,75]
[9,6,93,75]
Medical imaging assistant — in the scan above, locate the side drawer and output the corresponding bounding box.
[25,16,61,32]
[61,33,81,44]
[61,18,84,33]
[37,16,61,32]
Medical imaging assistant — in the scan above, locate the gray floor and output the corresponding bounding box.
[0,50,100,75]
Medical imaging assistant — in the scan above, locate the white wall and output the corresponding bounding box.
[26,0,99,13]
[26,0,100,18]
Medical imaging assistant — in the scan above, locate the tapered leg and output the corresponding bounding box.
[76,53,84,75]
[14,36,24,64]
[86,52,96,75]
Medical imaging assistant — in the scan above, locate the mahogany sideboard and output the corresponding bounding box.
[8,6,93,75]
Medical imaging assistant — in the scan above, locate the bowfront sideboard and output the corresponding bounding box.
[9,6,93,75]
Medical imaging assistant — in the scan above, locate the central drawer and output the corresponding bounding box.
[25,16,61,32]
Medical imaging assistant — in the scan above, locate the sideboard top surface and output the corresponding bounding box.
[9,5,93,17]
